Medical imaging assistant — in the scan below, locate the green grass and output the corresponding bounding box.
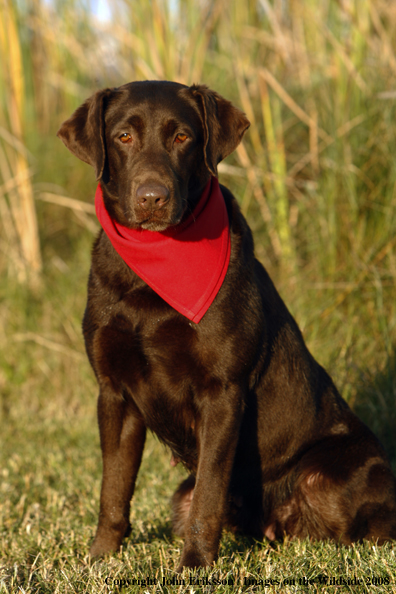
[1,0,396,591]
[1,417,396,594]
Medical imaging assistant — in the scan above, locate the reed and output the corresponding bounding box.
[0,0,42,285]
[0,0,395,381]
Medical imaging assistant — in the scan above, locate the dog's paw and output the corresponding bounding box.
[176,547,215,572]
[89,523,131,558]
[89,536,120,558]
[89,541,116,559]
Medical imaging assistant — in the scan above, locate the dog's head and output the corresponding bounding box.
[57,81,249,231]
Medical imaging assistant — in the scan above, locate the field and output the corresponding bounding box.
[1,0,396,592]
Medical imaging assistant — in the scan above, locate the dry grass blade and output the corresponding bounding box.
[0,166,34,198]
[182,0,225,84]
[12,332,86,361]
[258,0,290,62]
[235,61,263,155]
[369,2,396,76]
[320,235,396,320]
[0,0,42,283]
[258,75,294,265]
[287,114,367,179]
[37,192,96,214]
[316,15,368,93]
[236,143,282,259]
[37,192,98,233]
[258,68,332,144]
[0,125,33,159]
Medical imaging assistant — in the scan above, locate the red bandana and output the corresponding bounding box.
[95,177,231,323]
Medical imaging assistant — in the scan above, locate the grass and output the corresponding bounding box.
[1,417,396,594]
[1,0,396,591]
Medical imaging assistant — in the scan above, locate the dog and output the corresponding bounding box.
[57,81,396,571]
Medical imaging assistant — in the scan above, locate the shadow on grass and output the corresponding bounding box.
[353,349,396,469]
[131,520,174,544]
[219,531,264,557]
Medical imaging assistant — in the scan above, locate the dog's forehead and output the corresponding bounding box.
[119,80,188,97]
[105,81,201,125]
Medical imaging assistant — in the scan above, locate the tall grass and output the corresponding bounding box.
[0,0,395,454]
[0,0,41,285]
[0,0,394,440]
[1,1,396,589]
[2,0,396,285]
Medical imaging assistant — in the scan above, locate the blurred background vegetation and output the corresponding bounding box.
[1,0,396,484]
[1,1,396,588]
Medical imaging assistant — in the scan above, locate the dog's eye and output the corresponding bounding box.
[175,133,188,144]
[119,133,132,144]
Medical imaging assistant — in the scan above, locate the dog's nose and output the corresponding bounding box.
[136,184,170,210]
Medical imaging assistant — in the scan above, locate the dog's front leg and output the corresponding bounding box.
[90,382,146,557]
[177,386,243,571]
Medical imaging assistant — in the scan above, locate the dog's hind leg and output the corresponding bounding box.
[171,475,195,537]
[264,434,396,544]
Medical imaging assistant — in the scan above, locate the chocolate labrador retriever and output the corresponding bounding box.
[58,81,396,570]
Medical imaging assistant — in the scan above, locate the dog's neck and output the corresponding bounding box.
[95,176,231,323]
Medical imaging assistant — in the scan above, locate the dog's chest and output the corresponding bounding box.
[92,305,223,464]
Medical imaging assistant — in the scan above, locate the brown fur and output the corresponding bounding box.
[57,80,396,571]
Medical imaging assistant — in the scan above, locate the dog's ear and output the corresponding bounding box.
[189,85,250,176]
[57,88,112,180]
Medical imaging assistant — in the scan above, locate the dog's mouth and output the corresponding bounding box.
[139,216,179,232]
[133,203,186,232]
